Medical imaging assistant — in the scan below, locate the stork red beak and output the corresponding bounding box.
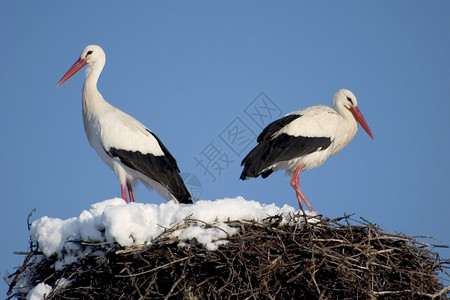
[57,58,87,86]
[349,106,374,140]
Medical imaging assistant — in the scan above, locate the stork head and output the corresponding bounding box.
[333,89,374,140]
[57,45,106,86]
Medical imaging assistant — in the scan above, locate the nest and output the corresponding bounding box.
[8,214,450,299]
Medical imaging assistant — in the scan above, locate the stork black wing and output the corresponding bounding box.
[257,114,301,143]
[240,133,331,180]
[106,130,192,204]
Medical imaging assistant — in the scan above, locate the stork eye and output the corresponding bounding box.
[346,97,354,106]
[86,50,93,56]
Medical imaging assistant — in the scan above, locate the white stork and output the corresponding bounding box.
[240,89,374,211]
[57,45,192,204]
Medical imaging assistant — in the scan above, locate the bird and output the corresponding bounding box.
[57,45,192,204]
[240,89,374,211]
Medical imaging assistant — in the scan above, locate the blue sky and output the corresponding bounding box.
[1,1,450,294]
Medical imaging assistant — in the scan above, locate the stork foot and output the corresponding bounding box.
[290,165,315,212]
[127,182,135,203]
[121,184,128,203]
[295,189,315,212]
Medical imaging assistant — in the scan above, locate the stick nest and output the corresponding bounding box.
[8,214,450,299]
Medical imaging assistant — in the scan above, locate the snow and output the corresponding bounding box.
[25,278,70,300]
[26,283,52,300]
[30,196,314,260]
[23,196,316,298]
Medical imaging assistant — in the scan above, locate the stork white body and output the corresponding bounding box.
[58,45,192,204]
[240,89,374,211]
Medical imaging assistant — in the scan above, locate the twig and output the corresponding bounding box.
[116,256,190,278]
[7,251,35,296]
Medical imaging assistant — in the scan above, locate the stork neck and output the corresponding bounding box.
[332,108,358,154]
[82,64,108,109]
[84,62,102,91]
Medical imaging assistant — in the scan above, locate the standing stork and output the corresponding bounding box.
[240,89,374,211]
[57,45,192,204]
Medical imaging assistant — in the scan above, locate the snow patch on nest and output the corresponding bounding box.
[30,197,314,264]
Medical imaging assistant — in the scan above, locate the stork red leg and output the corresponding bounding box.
[127,182,135,203]
[290,165,315,211]
[121,184,128,203]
